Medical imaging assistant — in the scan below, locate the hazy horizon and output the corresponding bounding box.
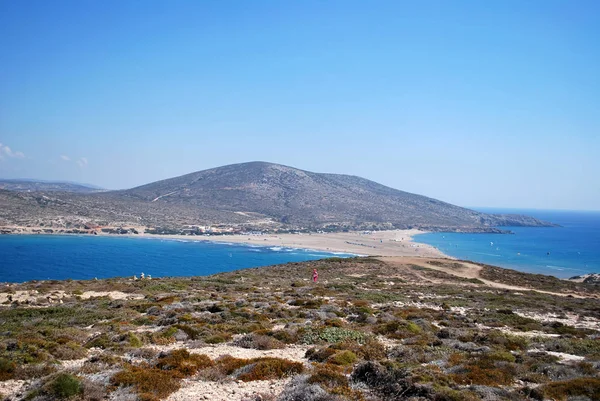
[1,1,598,210]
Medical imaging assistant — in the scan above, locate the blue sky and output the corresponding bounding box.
[1,0,598,210]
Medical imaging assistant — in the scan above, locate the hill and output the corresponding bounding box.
[0,162,554,232]
[0,179,103,193]
[121,162,552,230]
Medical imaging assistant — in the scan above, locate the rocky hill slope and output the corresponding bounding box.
[0,162,554,232]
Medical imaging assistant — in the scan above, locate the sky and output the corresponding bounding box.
[0,1,598,210]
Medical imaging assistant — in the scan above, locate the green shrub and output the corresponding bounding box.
[488,351,516,363]
[406,322,422,334]
[329,350,357,366]
[128,333,143,348]
[205,333,230,344]
[48,373,82,399]
[159,326,178,338]
[85,334,112,349]
[374,320,422,339]
[302,327,367,345]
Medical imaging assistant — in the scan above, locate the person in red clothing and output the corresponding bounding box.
[312,268,318,283]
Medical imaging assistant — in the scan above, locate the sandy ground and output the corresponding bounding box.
[145,341,310,401]
[0,290,144,305]
[167,377,288,401]
[380,256,590,298]
[183,229,446,258]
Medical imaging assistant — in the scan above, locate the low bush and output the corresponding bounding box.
[81,379,107,401]
[374,320,423,339]
[351,361,431,399]
[47,373,83,399]
[328,350,357,366]
[50,341,88,360]
[208,355,303,381]
[540,377,600,400]
[341,338,386,361]
[204,333,231,344]
[272,329,299,344]
[215,355,251,375]
[540,337,600,357]
[237,358,304,381]
[278,375,341,401]
[307,364,347,388]
[155,349,213,377]
[302,327,367,345]
[450,357,517,386]
[483,331,529,351]
[128,333,143,348]
[14,362,57,380]
[0,358,16,380]
[111,364,181,401]
[306,347,337,362]
[233,333,285,350]
[289,299,324,309]
[173,324,201,340]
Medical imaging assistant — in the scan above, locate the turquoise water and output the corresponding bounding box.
[414,209,600,278]
[0,235,352,283]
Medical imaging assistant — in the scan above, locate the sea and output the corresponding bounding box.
[414,209,600,278]
[0,235,352,283]
[1,209,598,283]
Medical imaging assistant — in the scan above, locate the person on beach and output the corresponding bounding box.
[312,269,318,283]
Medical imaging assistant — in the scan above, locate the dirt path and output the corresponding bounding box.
[379,257,588,298]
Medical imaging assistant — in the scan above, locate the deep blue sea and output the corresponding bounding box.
[415,209,600,278]
[0,236,351,283]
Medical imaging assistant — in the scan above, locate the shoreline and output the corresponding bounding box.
[0,227,449,259]
[182,229,448,258]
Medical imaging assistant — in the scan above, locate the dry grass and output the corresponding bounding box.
[540,377,600,400]
[111,364,181,401]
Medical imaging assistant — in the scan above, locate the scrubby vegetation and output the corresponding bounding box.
[1,257,599,400]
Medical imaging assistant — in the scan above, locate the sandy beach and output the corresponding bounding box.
[1,226,448,258]
[150,229,448,258]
